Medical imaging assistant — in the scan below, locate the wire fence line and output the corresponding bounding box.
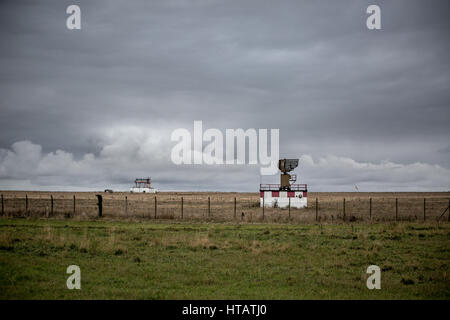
[1,193,450,223]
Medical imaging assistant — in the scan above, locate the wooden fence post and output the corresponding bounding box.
[143,198,146,219]
[73,195,76,217]
[288,197,291,220]
[154,196,157,219]
[315,197,318,222]
[96,194,103,217]
[25,194,28,215]
[125,196,128,215]
[395,198,398,221]
[423,198,426,221]
[50,195,54,216]
[234,197,236,220]
[369,198,372,221]
[262,197,265,220]
[181,197,183,219]
[1,194,3,216]
[448,199,450,222]
[208,197,211,217]
[343,198,346,221]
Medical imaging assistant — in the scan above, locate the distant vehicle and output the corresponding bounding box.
[104,189,114,193]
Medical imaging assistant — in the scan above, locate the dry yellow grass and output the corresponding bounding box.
[0,190,449,223]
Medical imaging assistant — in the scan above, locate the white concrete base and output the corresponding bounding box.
[260,197,307,208]
[260,191,307,208]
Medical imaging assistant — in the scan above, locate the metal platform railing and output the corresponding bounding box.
[259,184,307,191]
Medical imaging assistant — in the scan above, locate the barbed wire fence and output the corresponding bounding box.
[1,193,449,223]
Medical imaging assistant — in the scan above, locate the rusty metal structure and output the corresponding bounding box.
[260,158,307,208]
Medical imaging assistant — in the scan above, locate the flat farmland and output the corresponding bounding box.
[1,191,449,299]
[0,219,449,299]
[0,191,449,223]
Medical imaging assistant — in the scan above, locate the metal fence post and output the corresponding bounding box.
[369,198,372,221]
[154,196,157,219]
[50,195,54,216]
[25,194,28,215]
[73,195,76,217]
[181,197,183,219]
[1,194,3,216]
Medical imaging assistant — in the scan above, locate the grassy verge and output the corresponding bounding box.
[0,218,449,299]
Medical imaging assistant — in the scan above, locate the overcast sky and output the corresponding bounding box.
[0,0,449,192]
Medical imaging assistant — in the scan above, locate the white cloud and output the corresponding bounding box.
[1,134,450,192]
[300,154,450,191]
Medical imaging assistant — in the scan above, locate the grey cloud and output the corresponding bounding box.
[1,140,449,192]
[0,0,449,191]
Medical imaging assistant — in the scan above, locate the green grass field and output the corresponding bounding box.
[0,218,449,299]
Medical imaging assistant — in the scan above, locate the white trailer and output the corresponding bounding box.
[130,187,157,193]
[130,178,157,193]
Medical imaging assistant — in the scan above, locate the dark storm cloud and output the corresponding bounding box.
[0,0,449,191]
